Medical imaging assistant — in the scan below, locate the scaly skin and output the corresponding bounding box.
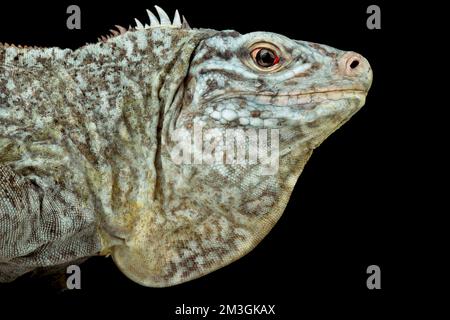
[0,6,372,286]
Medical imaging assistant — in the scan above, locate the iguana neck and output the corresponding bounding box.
[65,28,217,240]
[0,28,216,241]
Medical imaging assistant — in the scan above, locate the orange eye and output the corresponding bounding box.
[251,47,280,68]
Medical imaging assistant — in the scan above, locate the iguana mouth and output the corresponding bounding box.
[257,85,369,97]
[207,87,367,106]
[268,89,366,99]
[207,85,367,103]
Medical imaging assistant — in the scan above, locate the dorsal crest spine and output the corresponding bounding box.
[97,6,191,43]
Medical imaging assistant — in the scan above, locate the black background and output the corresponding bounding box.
[0,0,438,318]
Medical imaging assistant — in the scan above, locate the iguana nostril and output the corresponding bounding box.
[349,59,360,69]
[338,51,370,77]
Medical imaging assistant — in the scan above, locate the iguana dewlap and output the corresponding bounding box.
[0,6,372,287]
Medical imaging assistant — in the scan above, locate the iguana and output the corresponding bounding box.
[0,6,372,287]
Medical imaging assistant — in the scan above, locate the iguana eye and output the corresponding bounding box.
[251,48,280,68]
[247,43,283,72]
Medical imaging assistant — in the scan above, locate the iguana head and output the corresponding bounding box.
[109,8,372,287]
[177,30,372,149]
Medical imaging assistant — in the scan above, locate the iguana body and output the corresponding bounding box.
[0,6,372,286]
